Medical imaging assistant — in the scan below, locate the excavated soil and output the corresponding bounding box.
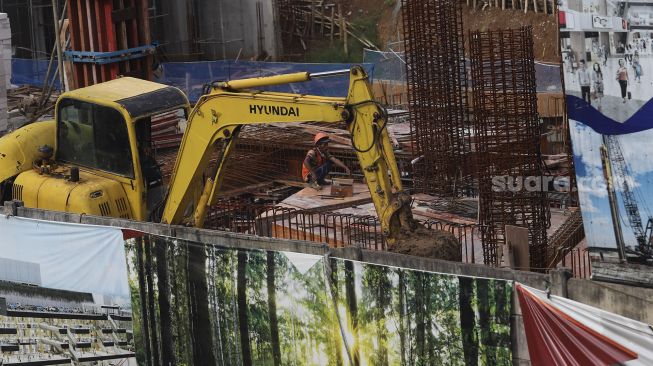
[390,224,463,262]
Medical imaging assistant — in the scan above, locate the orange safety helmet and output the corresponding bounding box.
[314,132,330,145]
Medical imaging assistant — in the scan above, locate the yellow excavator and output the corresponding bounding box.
[0,66,458,256]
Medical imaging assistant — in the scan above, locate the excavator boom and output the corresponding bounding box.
[161,66,411,242]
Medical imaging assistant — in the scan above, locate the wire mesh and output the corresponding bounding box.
[203,199,480,263]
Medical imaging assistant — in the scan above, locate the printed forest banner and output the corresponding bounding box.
[560,1,653,253]
[126,234,513,366]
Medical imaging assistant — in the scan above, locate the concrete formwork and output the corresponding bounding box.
[153,0,281,61]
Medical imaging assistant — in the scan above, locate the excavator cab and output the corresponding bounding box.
[57,98,134,177]
[3,77,189,221]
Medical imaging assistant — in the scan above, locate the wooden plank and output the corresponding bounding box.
[137,0,152,80]
[505,225,530,271]
[217,182,275,197]
[59,19,73,91]
[115,0,129,73]
[85,0,98,84]
[103,0,119,79]
[94,0,107,82]
[127,0,140,73]
[501,242,514,268]
[274,180,311,188]
[74,0,90,87]
[278,183,372,212]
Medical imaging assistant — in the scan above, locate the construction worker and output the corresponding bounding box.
[302,132,351,188]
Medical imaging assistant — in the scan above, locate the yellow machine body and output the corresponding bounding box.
[161,67,413,242]
[0,120,56,183]
[13,168,133,219]
[2,68,414,243]
[2,77,189,221]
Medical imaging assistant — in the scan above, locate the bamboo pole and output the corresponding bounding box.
[330,6,335,43]
[51,0,65,90]
[320,8,325,35]
[340,6,348,56]
[309,0,315,37]
[338,4,343,40]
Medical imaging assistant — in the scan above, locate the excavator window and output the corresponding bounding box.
[57,98,134,178]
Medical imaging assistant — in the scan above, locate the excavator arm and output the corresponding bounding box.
[161,66,415,244]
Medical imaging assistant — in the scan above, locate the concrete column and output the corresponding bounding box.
[549,268,572,298]
[160,0,191,60]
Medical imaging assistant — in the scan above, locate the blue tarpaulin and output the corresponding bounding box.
[11,58,373,102]
[12,58,61,89]
[567,95,653,135]
[156,60,374,102]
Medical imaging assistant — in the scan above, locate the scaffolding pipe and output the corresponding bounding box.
[51,0,65,91]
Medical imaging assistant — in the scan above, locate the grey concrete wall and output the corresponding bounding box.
[568,278,653,325]
[157,0,280,61]
[3,201,653,365]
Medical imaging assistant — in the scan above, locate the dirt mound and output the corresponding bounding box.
[461,7,559,62]
[390,225,462,262]
[374,2,559,63]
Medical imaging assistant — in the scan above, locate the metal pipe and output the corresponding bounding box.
[216,72,310,90]
[310,69,351,78]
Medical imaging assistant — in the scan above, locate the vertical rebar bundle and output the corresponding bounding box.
[401,0,471,197]
[469,26,549,269]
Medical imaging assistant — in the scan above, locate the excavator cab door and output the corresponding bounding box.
[135,117,165,220]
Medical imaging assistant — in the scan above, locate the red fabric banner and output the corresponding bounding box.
[122,228,145,240]
[516,284,638,366]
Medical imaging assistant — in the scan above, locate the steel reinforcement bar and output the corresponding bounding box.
[469,26,550,270]
[401,0,472,197]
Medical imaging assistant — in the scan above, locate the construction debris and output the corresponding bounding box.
[277,0,379,59]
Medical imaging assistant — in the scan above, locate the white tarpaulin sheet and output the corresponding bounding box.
[0,214,129,298]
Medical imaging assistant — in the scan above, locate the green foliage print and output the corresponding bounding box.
[128,238,513,366]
